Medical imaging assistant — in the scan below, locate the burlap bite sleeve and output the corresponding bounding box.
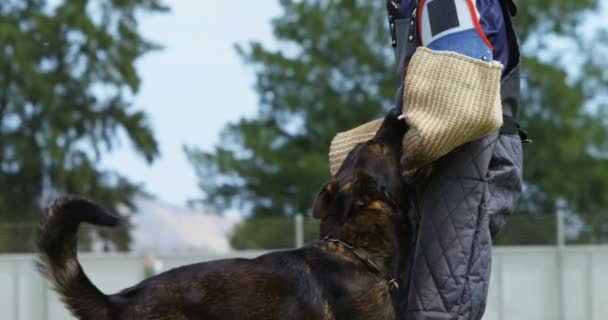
[400,47,503,171]
[328,119,383,176]
[328,48,503,175]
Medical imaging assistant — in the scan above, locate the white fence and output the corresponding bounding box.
[1,246,607,320]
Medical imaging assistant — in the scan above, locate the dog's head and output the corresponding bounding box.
[313,110,409,238]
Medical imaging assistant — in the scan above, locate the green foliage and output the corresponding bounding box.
[0,0,167,251]
[188,0,608,246]
[514,0,608,243]
[230,216,319,250]
[186,0,393,220]
[494,215,557,246]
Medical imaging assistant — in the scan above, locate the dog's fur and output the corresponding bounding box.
[37,111,409,320]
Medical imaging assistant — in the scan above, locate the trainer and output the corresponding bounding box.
[329,0,526,319]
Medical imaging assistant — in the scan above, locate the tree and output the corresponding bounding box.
[186,0,393,220]
[511,0,608,244]
[187,0,608,247]
[0,0,167,252]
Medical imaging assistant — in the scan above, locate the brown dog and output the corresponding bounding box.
[37,111,410,320]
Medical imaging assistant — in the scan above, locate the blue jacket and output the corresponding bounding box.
[396,0,509,75]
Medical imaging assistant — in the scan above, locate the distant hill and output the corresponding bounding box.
[130,196,242,253]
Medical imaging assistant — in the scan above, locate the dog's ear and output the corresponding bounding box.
[312,182,334,220]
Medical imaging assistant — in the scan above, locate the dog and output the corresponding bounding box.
[37,111,410,320]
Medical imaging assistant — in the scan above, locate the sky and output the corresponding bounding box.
[100,1,608,209]
[102,1,282,207]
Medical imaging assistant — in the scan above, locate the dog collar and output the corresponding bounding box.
[323,236,400,292]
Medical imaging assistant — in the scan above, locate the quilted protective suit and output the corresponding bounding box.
[389,1,525,319]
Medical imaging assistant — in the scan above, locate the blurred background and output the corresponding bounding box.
[0,0,607,319]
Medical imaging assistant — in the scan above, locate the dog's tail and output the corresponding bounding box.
[37,196,120,320]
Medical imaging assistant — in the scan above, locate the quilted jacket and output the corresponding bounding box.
[390,1,523,319]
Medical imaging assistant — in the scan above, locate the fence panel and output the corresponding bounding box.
[591,250,608,320]
[1,247,607,319]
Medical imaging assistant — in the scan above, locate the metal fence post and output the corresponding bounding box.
[556,209,566,320]
[13,262,19,320]
[587,251,594,320]
[496,253,505,320]
[556,209,565,247]
[295,214,304,248]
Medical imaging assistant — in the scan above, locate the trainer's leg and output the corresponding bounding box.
[401,134,496,320]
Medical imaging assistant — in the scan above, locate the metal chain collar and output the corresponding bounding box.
[323,236,400,292]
